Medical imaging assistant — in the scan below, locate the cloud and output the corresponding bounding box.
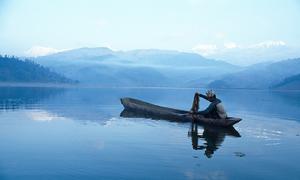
[25,46,66,57]
[192,42,237,56]
[192,44,217,55]
[193,40,287,56]
[192,40,294,66]
[224,42,237,49]
[249,40,286,48]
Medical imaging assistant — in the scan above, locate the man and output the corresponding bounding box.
[190,90,227,119]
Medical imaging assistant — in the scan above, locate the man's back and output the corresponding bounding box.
[216,102,227,119]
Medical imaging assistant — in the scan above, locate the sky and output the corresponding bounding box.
[0,0,300,62]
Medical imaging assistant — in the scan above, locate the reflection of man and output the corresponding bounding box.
[189,123,225,158]
[201,127,225,158]
[190,90,227,119]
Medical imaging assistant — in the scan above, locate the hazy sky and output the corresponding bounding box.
[1,0,300,57]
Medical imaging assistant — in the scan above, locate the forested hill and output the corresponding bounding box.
[0,55,75,83]
[271,74,300,90]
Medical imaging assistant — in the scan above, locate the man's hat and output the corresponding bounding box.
[206,90,215,98]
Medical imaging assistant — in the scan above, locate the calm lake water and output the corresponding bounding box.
[0,87,299,180]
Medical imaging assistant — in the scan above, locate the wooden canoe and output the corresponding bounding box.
[120,98,241,127]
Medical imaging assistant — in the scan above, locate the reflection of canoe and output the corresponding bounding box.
[120,98,242,127]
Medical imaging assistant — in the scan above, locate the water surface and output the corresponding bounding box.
[0,87,299,180]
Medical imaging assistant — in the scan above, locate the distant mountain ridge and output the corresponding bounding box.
[33,47,239,87]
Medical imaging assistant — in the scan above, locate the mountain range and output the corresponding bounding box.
[33,47,239,87]
[6,46,295,90]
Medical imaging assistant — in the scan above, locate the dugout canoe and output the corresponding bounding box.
[120,98,241,127]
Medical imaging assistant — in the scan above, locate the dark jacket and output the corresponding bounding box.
[197,94,227,119]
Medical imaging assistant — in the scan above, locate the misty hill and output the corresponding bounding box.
[39,47,115,62]
[0,55,74,83]
[34,47,239,87]
[209,58,300,89]
[271,74,300,90]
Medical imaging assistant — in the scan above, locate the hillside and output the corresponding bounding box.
[271,74,300,90]
[0,55,74,83]
[33,47,239,87]
[209,58,300,89]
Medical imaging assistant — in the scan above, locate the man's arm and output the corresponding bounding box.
[198,93,209,101]
[196,99,220,115]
